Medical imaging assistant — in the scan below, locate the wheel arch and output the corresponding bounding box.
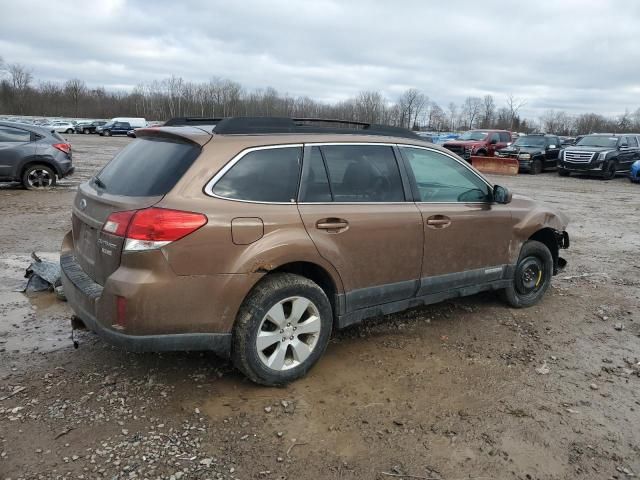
[268,261,343,324]
[528,228,559,273]
[19,157,61,178]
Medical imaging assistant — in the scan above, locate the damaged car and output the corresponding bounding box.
[60,117,570,386]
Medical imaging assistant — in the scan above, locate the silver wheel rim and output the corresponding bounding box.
[27,168,53,188]
[256,296,321,371]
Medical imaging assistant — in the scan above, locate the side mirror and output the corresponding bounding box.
[493,185,512,204]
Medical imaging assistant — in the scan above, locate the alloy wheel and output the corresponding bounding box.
[256,296,322,371]
[26,168,54,188]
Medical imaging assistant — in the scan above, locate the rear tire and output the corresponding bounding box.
[65,128,74,134]
[501,240,553,308]
[22,164,57,190]
[83,129,90,134]
[232,273,333,386]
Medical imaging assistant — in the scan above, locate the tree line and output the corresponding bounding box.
[1,58,639,135]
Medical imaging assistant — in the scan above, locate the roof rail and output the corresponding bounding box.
[163,116,423,140]
[163,117,223,127]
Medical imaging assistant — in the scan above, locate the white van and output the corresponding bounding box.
[110,117,147,128]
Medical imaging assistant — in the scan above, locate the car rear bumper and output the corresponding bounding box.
[59,234,241,356]
[60,165,75,178]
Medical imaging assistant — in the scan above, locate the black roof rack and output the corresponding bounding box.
[163,116,423,140]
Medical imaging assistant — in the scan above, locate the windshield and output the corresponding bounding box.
[576,136,618,148]
[458,131,488,141]
[513,136,545,147]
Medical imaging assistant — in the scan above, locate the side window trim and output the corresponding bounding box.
[397,145,494,204]
[204,143,304,204]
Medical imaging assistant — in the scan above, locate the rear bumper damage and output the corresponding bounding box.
[60,250,232,356]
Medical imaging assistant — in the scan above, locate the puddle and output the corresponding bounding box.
[0,253,73,357]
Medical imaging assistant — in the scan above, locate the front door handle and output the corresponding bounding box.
[316,218,349,232]
[426,215,451,229]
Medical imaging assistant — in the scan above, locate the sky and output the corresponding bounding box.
[1,0,639,119]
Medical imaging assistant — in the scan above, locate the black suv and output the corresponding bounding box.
[559,134,640,179]
[496,134,561,174]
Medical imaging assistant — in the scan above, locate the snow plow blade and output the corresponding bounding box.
[470,156,519,175]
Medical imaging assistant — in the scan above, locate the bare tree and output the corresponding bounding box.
[479,95,495,128]
[506,94,526,131]
[398,88,427,129]
[462,96,482,129]
[355,91,386,124]
[64,78,87,117]
[447,102,457,131]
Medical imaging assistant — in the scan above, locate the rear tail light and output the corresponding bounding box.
[53,143,71,155]
[102,207,208,251]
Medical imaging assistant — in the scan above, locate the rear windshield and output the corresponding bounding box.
[94,137,199,196]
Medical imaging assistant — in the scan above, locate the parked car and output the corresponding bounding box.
[496,134,562,174]
[558,133,640,179]
[443,129,513,160]
[108,117,147,128]
[630,160,640,183]
[98,121,132,136]
[49,122,76,134]
[0,121,74,189]
[75,121,106,134]
[60,117,570,386]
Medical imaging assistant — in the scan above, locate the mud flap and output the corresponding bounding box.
[471,156,519,175]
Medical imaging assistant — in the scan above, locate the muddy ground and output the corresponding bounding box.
[1,134,639,480]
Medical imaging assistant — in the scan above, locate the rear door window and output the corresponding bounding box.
[95,137,200,196]
[499,132,511,142]
[0,126,31,142]
[212,146,302,202]
[300,147,332,202]
[626,136,638,147]
[319,144,405,202]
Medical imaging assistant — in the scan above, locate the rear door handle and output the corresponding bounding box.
[316,218,349,232]
[426,215,451,228]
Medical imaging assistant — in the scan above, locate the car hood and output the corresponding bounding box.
[500,146,543,155]
[509,193,570,237]
[565,145,611,153]
[443,140,485,147]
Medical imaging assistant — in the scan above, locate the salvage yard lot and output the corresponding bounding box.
[1,135,639,480]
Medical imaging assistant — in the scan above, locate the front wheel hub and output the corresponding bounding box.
[515,257,544,295]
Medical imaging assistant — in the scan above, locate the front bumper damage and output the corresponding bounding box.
[554,230,570,274]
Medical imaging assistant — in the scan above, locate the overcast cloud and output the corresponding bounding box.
[1,0,639,119]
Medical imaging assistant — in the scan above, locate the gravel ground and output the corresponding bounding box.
[1,134,639,480]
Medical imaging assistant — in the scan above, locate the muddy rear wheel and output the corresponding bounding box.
[232,273,332,386]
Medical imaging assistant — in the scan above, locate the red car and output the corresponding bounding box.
[443,130,513,160]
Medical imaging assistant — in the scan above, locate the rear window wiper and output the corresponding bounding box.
[93,176,106,189]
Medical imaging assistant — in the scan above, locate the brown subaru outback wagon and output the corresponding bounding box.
[61,117,570,386]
